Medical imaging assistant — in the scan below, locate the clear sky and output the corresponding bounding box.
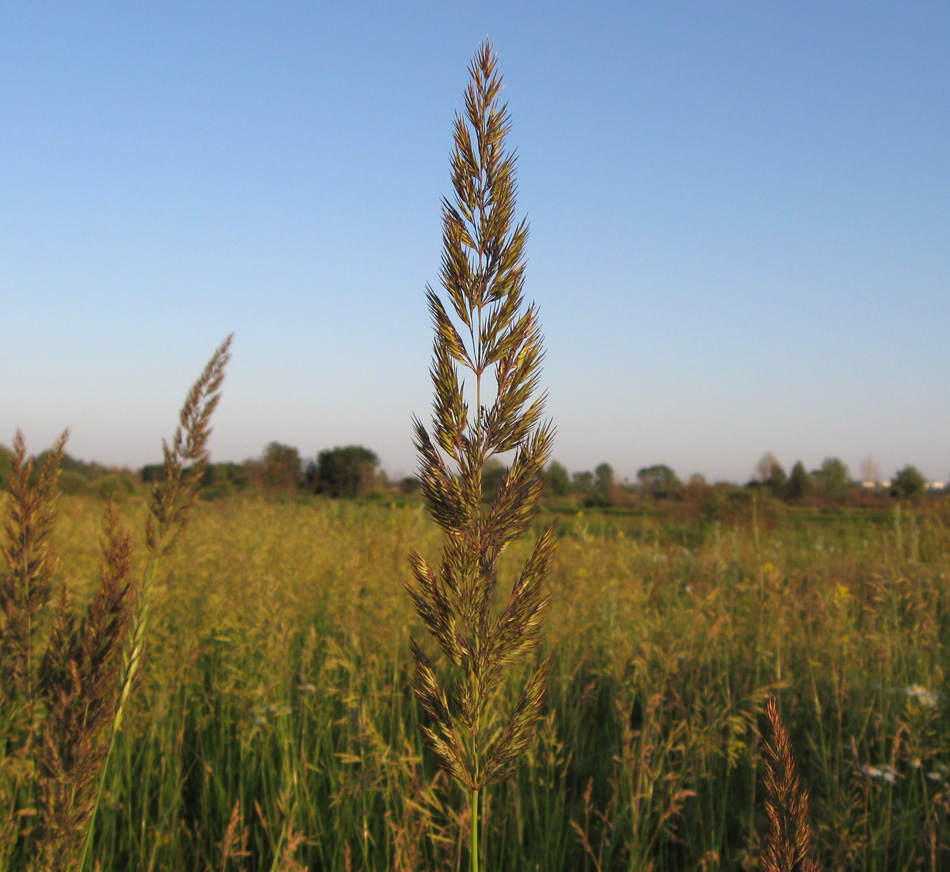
[3,2,948,485]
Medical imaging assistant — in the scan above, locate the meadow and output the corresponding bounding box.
[18,492,950,871]
[5,41,948,872]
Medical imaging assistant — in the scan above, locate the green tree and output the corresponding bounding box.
[637,464,681,499]
[33,451,107,483]
[58,470,90,496]
[756,452,788,496]
[398,476,421,496]
[891,465,927,499]
[139,464,165,484]
[571,470,593,495]
[309,445,379,497]
[204,462,251,495]
[785,461,814,502]
[262,442,301,491]
[545,461,571,497]
[814,457,851,499]
[587,462,615,506]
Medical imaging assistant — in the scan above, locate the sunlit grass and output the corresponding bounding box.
[11,494,950,870]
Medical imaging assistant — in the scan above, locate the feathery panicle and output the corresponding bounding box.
[408,40,555,871]
[0,438,136,871]
[147,333,233,557]
[81,336,233,872]
[119,334,233,735]
[0,430,67,714]
[0,337,232,871]
[0,430,67,868]
[761,694,822,872]
[34,503,135,871]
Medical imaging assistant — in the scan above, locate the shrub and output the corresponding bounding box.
[891,464,927,499]
[96,473,136,502]
[58,470,90,496]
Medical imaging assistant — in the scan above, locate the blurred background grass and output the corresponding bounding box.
[35,496,950,870]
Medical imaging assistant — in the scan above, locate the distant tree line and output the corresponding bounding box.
[0,440,939,506]
[748,452,931,502]
[0,442,138,500]
[143,443,392,499]
[0,441,395,501]
[539,452,939,508]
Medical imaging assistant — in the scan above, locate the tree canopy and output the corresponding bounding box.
[262,442,301,491]
[545,461,571,497]
[308,446,380,498]
[785,461,814,502]
[755,452,788,496]
[891,465,927,499]
[814,457,851,498]
[637,464,681,499]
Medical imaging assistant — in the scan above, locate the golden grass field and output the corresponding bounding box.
[13,493,944,871]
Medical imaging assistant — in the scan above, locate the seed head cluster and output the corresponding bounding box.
[408,41,556,794]
[761,695,822,872]
[0,336,231,871]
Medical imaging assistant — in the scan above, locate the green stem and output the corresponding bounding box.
[476,302,483,430]
[78,554,159,872]
[471,787,480,872]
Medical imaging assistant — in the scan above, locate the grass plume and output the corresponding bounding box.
[0,336,232,872]
[117,333,233,735]
[1,431,67,726]
[84,333,233,868]
[407,40,555,872]
[761,694,822,872]
[33,502,135,871]
[0,432,135,871]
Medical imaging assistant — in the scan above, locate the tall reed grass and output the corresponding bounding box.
[408,40,555,872]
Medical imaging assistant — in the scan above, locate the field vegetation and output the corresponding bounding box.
[3,41,948,872]
[1,491,948,870]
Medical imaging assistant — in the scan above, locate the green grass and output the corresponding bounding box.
[10,494,943,871]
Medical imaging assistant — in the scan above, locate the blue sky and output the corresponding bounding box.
[3,2,948,484]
